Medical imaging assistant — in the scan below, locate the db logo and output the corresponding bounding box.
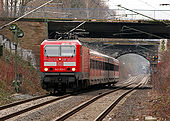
[58,62,62,66]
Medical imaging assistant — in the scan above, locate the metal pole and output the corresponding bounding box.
[14,30,19,92]
[86,0,89,19]
[44,7,48,39]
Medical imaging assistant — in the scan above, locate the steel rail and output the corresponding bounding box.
[54,84,133,121]
[0,94,49,111]
[0,94,71,121]
[0,86,104,121]
[94,83,142,121]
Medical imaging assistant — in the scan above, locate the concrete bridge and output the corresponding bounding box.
[80,38,159,64]
[48,20,162,74]
[48,20,170,39]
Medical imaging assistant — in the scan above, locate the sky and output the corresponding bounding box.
[106,0,170,20]
[107,0,170,10]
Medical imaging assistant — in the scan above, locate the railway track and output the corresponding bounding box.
[0,94,71,121]
[0,75,149,121]
[94,84,141,121]
[0,85,114,120]
[0,94,49,111]
[54,75,149,121]
[95,76,149,121]
[53,84,134,121]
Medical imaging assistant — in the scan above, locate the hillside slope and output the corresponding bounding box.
[0,48,45,105]
[151,42,170,119]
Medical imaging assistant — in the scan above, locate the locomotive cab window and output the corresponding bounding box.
[44,45,76,57]
[61,45,76,57]
[44,45,60,57]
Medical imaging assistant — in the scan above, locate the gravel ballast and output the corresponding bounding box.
[103,88,152,121]
[7,89,111,121]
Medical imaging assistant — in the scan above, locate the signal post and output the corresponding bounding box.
[9,24,24,92]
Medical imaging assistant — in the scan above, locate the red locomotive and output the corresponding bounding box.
[40,39,119,93]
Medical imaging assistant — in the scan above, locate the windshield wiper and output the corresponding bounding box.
[44,50,49,58]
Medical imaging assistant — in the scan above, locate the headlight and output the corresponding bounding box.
[72,68,76,71]
[44,68,48,71]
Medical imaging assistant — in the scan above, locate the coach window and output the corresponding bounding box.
[101,62,102,70]
[93,60,95,69]
[98,61,100,69]
[115,65,119,71]
[90,59,92,68]
[95,60,97,69]
[105,63,108,70]
[80,46,82,56]
[96,60,98,69]
[103,62,105,70]
[110,64,114,70]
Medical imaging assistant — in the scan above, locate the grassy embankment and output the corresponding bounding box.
[0,48,45,105]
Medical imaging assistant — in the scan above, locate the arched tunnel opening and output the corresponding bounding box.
[117,53,150,81]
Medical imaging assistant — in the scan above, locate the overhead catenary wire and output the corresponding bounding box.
[121,26,163,39]
[137,0,170,17]
[109,0,170,20]
[57,21,86,40]
[67,21,86,34]
[77,2,163,54]
[87,25,162,54]
[121,26,161,52]
[117,5,168,26]
[87,1,165,40]
[138,0,156,8]
[137,45,157,52]
[63,1,161,57]
[0,0,56,30]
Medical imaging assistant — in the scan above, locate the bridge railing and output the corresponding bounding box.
[1,6,170,21]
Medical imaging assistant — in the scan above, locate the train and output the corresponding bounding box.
[40,39,119,93]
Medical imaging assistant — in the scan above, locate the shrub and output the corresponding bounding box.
[151,42,170,119]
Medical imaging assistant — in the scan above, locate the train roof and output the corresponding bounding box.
[41,39,119,63]
[90,49,119,62]
[41,39,82,45]
[90,49,109,58]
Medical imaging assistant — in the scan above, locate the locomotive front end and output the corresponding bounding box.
[40,40,81,93]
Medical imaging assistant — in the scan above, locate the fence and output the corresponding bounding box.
[1,6,170,21]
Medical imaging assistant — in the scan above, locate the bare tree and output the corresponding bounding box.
[0,0,116,19]
[0,0,33,17]
[60,0,115,19]
[19,0,33,16]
